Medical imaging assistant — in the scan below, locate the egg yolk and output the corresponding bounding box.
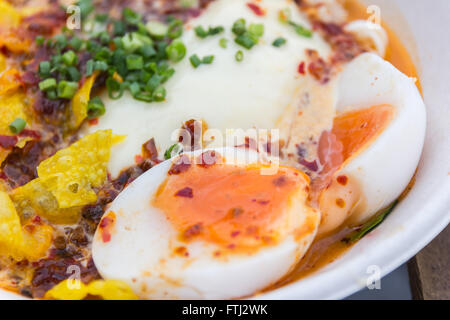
[314,104,395,235]
[317,104,395,184]
[153,156,309,252]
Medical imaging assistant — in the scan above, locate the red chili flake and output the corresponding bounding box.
[142,138,158,161]
[227,244,236,249]
[246,3,265,16]
[32,215,42,225]
[197,150,219,168]
[246,226,258,235]
[134,154,143,164]
[0,135,18,149]
[229,207,244,218]
[298,61,306,75]
[257,200,270,205]
[175,187,194,198]
[88,118,99,126]
[183,223,203,240]
[299,158,319,172]
[168,155,191,175]
[237,136,258,150]
[18,129,41,140]
[231,231,241,238]
[179,119,203,151]
[272,175,287,187]
[24,225,35,233]
[99,214,115,243]
[337,175,348,186]
[20,71,40,86]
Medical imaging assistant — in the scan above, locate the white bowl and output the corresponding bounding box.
[1,0,449,300]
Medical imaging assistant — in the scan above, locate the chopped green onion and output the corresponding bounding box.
[146,74,162,92]
[67,66,81,81]
[68,36,83,51]
[289,21,313,38]
[113,20,126,36]
[168,18,183,39]
[39,78,57,91]
[87,97,105,118]
[57,81,78,99]
[164,143,182,159]
[46,89,57,100]
[195,25,224,38]
[94,60,108,71]
[272,37,287,47]
[85,59,94,76]
[146,21,168,38]
[139,44,156,58]
[235,34,256,49]
[152,87,166,101]
[122,33,146,53]
[106,77,124,99]
[248,23,264,38]
[126,54,144,70]
[9,118,26,134]
[219,38,228,49]
[134,92,153,102]
[194,26,208,38]
[99,31,111,45]
[95,13,108,23]
[122,8,141,25]
[62,50,78,66]
[235,50,244,62]
[189,54,202,68]
[95,47,112,61]
[77,0,94,19]
[202,55,214,64]
[129,82,141,96]
[209,26,224,36]
[166,39,186,62]
[39,61,51,77]
[232,18,246,36]
[52,34,67,49]
[36,36,45,46]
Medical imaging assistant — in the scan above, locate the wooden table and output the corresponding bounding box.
[408,225,450,300]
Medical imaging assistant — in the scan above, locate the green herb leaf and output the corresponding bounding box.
[344,201,398,243]
[164,143,183,160]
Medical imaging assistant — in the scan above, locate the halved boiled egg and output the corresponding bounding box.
[92,148,320,299]
[316,52,426,235]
